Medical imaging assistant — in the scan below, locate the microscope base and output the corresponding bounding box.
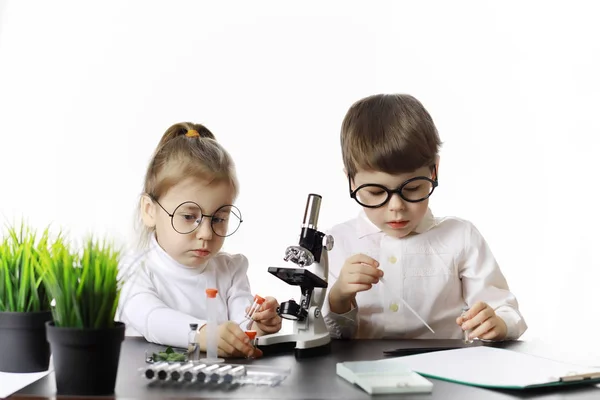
[256,331,331,358]
[295,341,331,358]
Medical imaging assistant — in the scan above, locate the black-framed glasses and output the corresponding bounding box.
[349,166,438,208]
[150,196,243,237]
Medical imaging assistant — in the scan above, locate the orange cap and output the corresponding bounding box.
[253,295,265,304]
[206,288,218,298]
[244,330,257,340]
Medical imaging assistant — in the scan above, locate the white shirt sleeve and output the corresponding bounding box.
[118,261,205,348]
[322,228,359,339]
[224,254,253,325]
[460,222,528,340]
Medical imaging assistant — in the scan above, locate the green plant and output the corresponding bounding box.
[40,237,122,329]
[0,224,51,312]
[151,346,187,362]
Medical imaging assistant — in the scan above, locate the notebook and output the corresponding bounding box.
[395,346,600,389]
[336,359,433,395]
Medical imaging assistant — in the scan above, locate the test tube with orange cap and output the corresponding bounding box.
[199,288,224,363]
[240,294,265,338]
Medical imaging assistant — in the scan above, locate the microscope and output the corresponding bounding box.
[255,193,334,358]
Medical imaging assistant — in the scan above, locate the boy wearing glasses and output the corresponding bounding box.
[323,94,527,341]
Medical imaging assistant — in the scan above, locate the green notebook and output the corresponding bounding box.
[394,346,600,390]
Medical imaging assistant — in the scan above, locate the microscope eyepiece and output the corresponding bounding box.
[302,193,322,230]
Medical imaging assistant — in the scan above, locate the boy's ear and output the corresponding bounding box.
[434,156,440,180]
[140,194,157,228]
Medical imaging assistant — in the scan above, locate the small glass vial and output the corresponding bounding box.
[188,323,200,362]
[199,288,224,363]
[461,306,474,344]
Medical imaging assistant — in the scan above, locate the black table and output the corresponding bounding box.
[12,338,600,399]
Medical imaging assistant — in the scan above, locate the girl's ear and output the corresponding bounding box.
[140,194,157,228]
[434,156,440,180]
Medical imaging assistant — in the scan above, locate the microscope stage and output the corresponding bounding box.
[268,267,328,288]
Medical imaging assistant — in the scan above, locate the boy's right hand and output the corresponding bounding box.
[328,254,382,314]
[198,321,262,358]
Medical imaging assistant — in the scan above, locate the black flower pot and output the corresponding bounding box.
[46,321,125,396]
[0,311,53,372]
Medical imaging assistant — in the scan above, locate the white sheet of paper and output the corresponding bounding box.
[0,368,52,399]
[396,346,600,388]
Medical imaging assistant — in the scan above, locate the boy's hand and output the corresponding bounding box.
[250,296,282,334]
[328,254,382,314]
[198,321,262,358]
[456,301,508,341]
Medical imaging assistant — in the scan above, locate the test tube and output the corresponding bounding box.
[143,361,169,380]
[246,295,265,319]
[240,295,265,332]
[173,362,196,382]
[210,365,233,383]
[183,363,207,382]
[223,365,246,384]
[159,363,181,380]
[462,306,474,344]
[170,362,192,381]
[195,364,220,383]
[200,288,224,363]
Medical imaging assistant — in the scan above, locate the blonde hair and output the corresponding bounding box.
[136,122,238,247]
[341,94,442,179]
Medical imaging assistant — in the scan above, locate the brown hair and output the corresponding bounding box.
[137,122,238,246]
[341,94,442,179]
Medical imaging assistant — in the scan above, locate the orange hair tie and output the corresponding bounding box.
[185,130,200,138]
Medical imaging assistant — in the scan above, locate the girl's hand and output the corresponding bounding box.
[251,296,282,334]
[198,321,263,358]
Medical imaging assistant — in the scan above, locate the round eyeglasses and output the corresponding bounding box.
[349,173,438,208]
[151,197,243,237]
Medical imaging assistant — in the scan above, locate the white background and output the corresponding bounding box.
[1,1,599,348]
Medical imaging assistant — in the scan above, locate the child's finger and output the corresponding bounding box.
[348,271,380,285]
[468,317,495,339]
[353,263,384,278]
[461,306,493,330]
[465,302,488,319]
[218,339,237,356]
[225,324,254,354]
[479,327,500,341]
[252,347,264,358]
[258,297,278,313]
[349,253,379,267]
[252,308,278,321]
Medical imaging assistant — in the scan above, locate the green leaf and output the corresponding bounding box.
[0,222,49,312]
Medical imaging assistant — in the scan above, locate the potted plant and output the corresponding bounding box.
[0,224,53,373]
[40,237,124,396]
